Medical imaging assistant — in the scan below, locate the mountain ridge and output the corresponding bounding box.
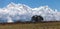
[0,2,60,23]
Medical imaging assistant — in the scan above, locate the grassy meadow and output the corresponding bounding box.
[0,22,60,29]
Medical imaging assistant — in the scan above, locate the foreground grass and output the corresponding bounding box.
[0,22,60,29]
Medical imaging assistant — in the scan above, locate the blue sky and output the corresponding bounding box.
[0,0,60,11]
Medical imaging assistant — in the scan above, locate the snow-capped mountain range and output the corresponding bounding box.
[0,2,60,23]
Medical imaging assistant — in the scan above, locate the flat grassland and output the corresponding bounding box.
[0,22,60,29]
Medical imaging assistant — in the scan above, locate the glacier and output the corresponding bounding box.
[0,2,60,23]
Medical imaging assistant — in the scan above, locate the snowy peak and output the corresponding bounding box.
[32,6,54,12]
[7,2,31,10]
[32,6,56,15]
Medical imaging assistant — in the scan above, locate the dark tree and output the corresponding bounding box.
[31,15,43,22]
